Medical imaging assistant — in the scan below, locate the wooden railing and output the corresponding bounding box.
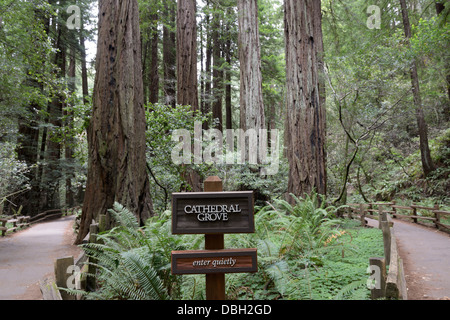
[347,201,450,232]
[369,216,407,300]
[1,207,80,237]
[0,216,30,236]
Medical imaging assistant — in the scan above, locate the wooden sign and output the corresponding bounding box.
[172,191,254,234]
[171,249,257,275]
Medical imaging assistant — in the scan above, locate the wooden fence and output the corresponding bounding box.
[40,216,100,300]
[1,207,80,237]
[368,218,408,300]
[347,201,450,232]
[0,216,30,236]
[347,200,449,300]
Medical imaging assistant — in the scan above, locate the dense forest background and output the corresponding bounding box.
[0,0,449,221]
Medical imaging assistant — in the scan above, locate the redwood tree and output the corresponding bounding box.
[399,0,435,177]
[75,0,153,244]
[238,0,265,131]
[177,0,199,111]
[284,0,327,199]
[177,0,201,192]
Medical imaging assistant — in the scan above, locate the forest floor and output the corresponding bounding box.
[0,214,449,300]
[366,216,450,300]
[0,215,82,300]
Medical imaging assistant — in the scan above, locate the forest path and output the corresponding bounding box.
[0,215,82,300]
[367,217,450,300]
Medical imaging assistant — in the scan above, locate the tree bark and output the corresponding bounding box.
[163,0,176,107]
[149,12,159,104]
[176,0,199,111]
[225,11,232,131]
[177,0,201,192]
[212,3,223,131]
[75,0,153,244]
[399,0,435,177]
[238,0,265,131]
[284,0,327,199]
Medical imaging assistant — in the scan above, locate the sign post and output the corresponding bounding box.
[171,176,257,300]
[204,176,225,300]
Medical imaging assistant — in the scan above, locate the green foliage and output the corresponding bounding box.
[145,103,212,210]
[0,141,29,203]
[79,190,385,300]
[77,202,203,300]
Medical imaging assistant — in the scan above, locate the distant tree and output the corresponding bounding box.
[399,0,435,177]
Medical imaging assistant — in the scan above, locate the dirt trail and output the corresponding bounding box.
[0,215,82,300]
[367,217,450,300]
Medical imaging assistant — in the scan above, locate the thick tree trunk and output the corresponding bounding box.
[399,0,435,177]
[284,0,327,199]
[238,0,265,131]
[75,0,153,244]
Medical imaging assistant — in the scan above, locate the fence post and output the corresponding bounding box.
[412,202,417,223]
[391,200,397,219]
[433,204,440,229]
[369,257,386,299]
[381,220,391,265]
[54,256,76,300]
[360,204,366,227]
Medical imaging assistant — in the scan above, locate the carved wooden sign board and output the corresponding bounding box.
[171,191,254,234]
[171,190,257,277]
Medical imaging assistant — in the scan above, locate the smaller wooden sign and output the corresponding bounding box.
[171,248,257,275]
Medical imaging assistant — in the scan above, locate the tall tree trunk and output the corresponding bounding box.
[435,1,450,121]
[238,0,265,131]
[203,1,212,129]
[399,0,435,177]
[65,46,76,208]
[212,2,223,131]
[177,0,199,111]
[44,19,66,210]
[177,0,201,192]
[149,12,159,104]
[75,0,154,244]
[225,12,232,131]
[16,79,40,216]
[163,0,176,107]
[284,0,327,200]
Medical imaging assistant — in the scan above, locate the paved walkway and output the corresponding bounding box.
[367,217,450,300]
[0,215,81,300]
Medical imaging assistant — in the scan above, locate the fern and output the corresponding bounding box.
[80,202,175,300]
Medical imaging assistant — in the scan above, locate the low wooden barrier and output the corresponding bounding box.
[347,201,450,232]
[0,216,30,236]
[369,214,407,300]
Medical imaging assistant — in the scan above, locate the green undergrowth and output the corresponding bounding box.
[73,196,384,300]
